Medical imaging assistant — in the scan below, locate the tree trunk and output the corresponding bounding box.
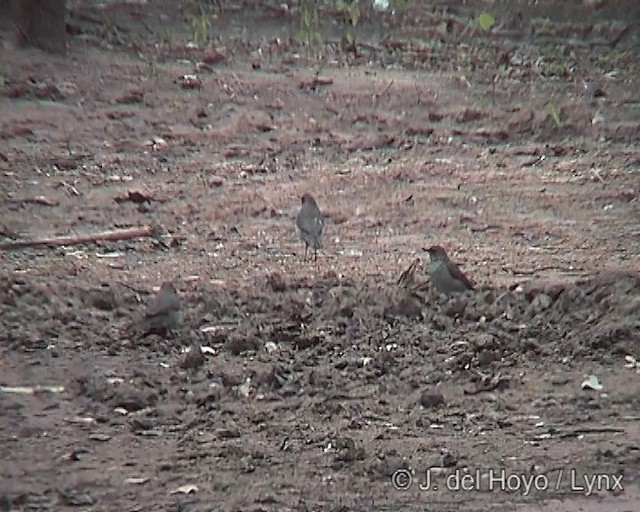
[11,0,67,53]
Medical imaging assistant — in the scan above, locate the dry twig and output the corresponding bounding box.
[0,225,162,251]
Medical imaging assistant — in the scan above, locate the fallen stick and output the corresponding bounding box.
[0,225,162,251]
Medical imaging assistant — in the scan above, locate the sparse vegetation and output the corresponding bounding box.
[389,0,407,12]
[539,44,572,78]
[299,0,322,45]
[541,60,570,78]
[337,1,360,53]
[547,100,561,127]
[297,0,408,52]
[596,49,633,66]
[190,5,212,45]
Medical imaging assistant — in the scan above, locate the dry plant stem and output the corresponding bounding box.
[0,225,160,251]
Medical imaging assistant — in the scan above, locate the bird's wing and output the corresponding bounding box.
[298,211,324,236]
[446,260,475,289]
[147,293,179,317]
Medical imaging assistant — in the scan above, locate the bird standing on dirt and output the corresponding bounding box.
[296,193,325,262]
[132,282,181,338]
[424,245,475,295]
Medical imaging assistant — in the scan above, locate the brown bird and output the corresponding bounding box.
[132,282,181,338]
[423,245,475,295]
[296,193,325,262]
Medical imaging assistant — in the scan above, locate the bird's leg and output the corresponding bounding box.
[313,247,317,262]
[303,244,308,262]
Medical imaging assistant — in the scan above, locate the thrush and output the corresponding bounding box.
[132,282,181,338]
[296,193,325,262]
[424,245,475,295]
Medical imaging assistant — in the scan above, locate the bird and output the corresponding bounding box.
[423,245,475,295]
[131,282,181,338]
[296,193,325,262]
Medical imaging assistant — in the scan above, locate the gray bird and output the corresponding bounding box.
[424,245,475,295]
[132,282,181,338]
[296,193,325,262]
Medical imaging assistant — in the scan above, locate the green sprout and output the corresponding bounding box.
[547,101,561,127]
[190,6,212,45]
[476,11,495,32]
[299,0,322,45]
[337,1,360,53]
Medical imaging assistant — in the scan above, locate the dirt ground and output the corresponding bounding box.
[1,1,640,511]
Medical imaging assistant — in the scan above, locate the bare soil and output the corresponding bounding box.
[1,1,640,511]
